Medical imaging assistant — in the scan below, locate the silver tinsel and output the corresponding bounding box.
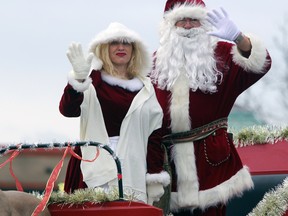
[232,125,288,148]
[46,187,138,206]
[248,177,288,216]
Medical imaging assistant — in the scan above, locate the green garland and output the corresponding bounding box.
[247,177,288,216]
[33,186,139,206]
[48,187,119,205]
[232,125,288,147]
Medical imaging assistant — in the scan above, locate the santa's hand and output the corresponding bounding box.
[66,42,94,80]
[207,7,241,42]
[147,183,165,205]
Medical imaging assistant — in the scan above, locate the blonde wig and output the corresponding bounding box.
[94,41,144,79]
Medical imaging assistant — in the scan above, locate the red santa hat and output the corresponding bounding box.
[164,0,205,12]
[163,0,207,24]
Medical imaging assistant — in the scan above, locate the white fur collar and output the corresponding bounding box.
[101,72,143,92]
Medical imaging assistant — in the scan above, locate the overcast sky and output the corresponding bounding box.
[0,0,287,144]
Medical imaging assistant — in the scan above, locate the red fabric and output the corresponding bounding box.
[147,129,166,174]
[61,71,162,193]
[164,0,205,12]
[60,71,138,193]
[64,145,100,193]
[236,140,288,175]
[64,147,85,193]
[156,42,271,130]
[59,71,137,137]
[48,201,163,216]
[151,41,271,192]
[147,41,272,215]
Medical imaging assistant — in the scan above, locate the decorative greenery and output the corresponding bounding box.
[32,185,140,206]
[48,187,118,205]
[231,125,288,147]
[248,177,288,216]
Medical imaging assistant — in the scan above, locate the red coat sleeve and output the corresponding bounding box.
[147,128,166,174]
[59,84,84,117]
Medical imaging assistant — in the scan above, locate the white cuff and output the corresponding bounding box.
[232,33,270,73]
[68,71,92,92]
[146,171,170,187]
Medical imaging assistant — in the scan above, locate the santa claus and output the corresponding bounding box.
[148,0,272,215]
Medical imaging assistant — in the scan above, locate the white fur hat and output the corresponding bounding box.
[88,22,151,75]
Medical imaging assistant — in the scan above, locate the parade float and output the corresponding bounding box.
[1,125,288,216]
[0,142,163,216]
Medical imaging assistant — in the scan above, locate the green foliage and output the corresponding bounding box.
[46,187,136,206]
[32,187,139,207]
[232,125,288,147]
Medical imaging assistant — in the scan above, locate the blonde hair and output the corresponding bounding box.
[95,42,143,79]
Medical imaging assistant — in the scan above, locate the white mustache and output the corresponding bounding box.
[175,27,206,38]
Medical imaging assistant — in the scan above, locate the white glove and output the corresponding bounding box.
[147,183,164,205]
[66,42,94,80]
[207,7,241,42]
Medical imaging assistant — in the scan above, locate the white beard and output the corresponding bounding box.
[151,26,222,93]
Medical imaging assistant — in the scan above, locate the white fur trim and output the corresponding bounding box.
[170,73,191,132]
[170,166,254,211]
[89,22,143,52]
[68,71,92,92]
[88,22,151,77]
[101,72,143,92]
[170,75,199,207]
[164,3,207,26]
[173,142,199,207]
[170,192,196,212]
[198,166,254,210]
[232,33,271,73]
[146,171,170,187]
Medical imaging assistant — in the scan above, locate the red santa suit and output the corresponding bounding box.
[147,0,272,214]
[59,22,169,203]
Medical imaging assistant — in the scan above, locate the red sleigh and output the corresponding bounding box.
[2,139,288,215]
[0,142,163,216]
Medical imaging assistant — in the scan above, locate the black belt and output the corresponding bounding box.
[162,117,228,146]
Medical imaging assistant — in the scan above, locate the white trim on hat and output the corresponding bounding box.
[89,22,143,53]
[88,22,151,77]
[164,2,207,25]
